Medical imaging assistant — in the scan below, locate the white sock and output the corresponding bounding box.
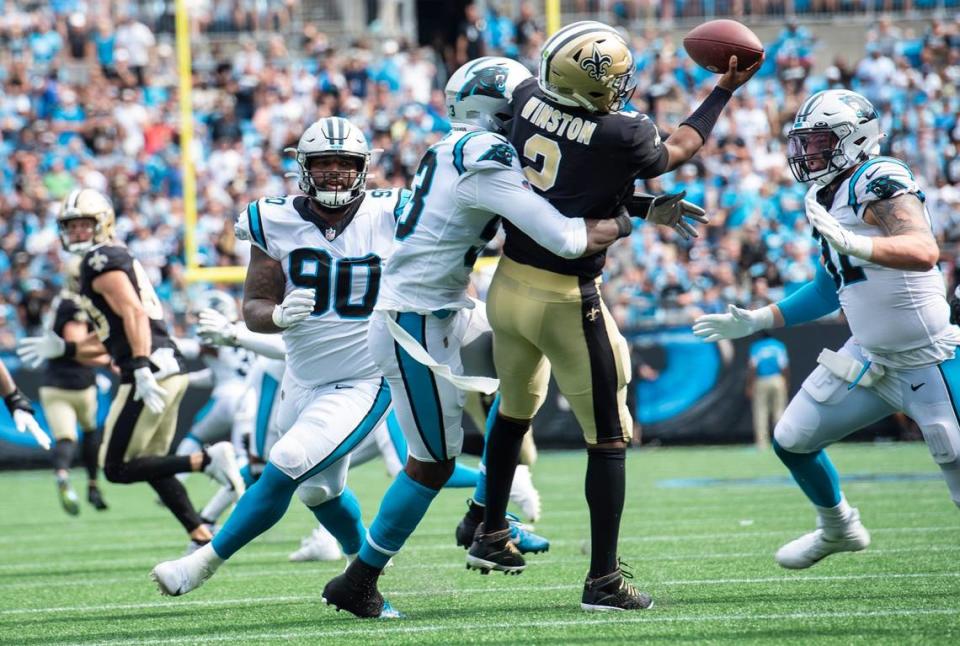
[200,485,238,524]
[815,495,853,529]
[197,543,225,569]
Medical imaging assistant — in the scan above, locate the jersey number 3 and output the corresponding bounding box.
[289,250,381,318]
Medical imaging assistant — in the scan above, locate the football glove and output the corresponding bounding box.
[16,330,66,369]
[626,189,708,240]
[3,389,50,450]
[693,304,774,342]
[272,288,316,329]
[197,307,239,347]
[805,186,873,261]
[133,366,168,415]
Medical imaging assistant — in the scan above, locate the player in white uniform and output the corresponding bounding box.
[694,89,960,569]
[321,58,633,618]
[151,118,399,607]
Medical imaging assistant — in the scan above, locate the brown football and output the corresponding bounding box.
[683,19,764,74]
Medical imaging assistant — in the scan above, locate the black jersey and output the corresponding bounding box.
[45,295,96,390]
[504,77,669,278]
[78,243,183,382]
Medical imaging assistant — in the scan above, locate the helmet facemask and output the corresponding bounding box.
[296,151,369,209]
[58,215,99,255]
[787,127,850,185]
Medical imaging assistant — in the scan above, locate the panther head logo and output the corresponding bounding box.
[458,65,508,100]
[580,44,612,81]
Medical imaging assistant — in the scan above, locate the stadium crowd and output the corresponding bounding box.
[1,2,959,348]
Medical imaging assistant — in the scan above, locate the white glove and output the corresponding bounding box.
[271,288,316,329]
[13,409,50,450]
[133,366,168,415]
[805,186,873,260]
[16,330,66,369]
[197,308,239,347]
[692,304,774,342]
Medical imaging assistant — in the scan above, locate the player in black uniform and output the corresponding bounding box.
[39,256,110,514]
[18,189,245,548]
[468,21,760,611]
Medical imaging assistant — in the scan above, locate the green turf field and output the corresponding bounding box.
[2,443,959,645]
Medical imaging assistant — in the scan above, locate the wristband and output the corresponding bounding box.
[613,207,633,239]
[4,389,34,415]
[130,356,152,372]
[679,86,732,143]
[63,341,77,359]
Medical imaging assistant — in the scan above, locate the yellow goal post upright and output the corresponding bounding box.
[176,0,246,285]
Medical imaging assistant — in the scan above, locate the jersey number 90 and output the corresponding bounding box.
[289,249,381,319]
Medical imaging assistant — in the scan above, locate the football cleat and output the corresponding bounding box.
[509,465,542,522]
[322,560,400,619]
[466,524,526,575]
[58,480,80,516]
[581,561,654,612]
[151,545,221,596]
[203,442,246,496]
[775,508,871,569]
[87,485,108,511]
[456,505,549,554]
[289,526,342,562]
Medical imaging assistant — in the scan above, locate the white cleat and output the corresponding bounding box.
[151,546,221,596]
[289,526,342,562]
[775,508,871,569]
[509,464,542,523]
[203,442,246,497]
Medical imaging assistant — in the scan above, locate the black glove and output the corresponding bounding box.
[3,388,35,416]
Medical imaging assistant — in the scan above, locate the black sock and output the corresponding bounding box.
[585,446,627,579]
[200,449,212,470]
[53,439,76,474]
[149,476,204,533]
[81,431,100,481]
[482,414,529,533]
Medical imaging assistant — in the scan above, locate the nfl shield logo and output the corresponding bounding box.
[325,228,336,241]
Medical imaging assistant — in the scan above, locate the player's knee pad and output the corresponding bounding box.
[267,437,309,478]
[772,415,818,455]
[296,477,344,508]
[918,421,960,466]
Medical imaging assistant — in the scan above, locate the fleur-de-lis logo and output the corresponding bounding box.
[585,305,601,322]
[580,44,612,81]
[88,251,108,272]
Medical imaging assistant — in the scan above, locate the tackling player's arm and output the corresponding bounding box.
[62,320,111,366]
[862,195,939,271]
[661,55,762,173]
[93,270,153,359]
[242,246,288,333]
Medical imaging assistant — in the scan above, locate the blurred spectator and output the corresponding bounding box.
[746,331,789,451]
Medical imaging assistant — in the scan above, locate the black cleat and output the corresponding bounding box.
[581,561,654,612]
[87,485,108,511]
[322,560,400,619]
[455,500,484,548]
[466,523,525,575]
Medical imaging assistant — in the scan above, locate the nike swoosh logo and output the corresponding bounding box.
[910,383,925,391]
[865,167,881,180]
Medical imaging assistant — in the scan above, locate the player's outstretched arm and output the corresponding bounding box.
[662,55,762,173]
[0,362,51,450]
[197,307,286,360]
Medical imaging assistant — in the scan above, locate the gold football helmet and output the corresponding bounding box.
[58,189,116,254]
[539,21,636,113]
[539,20,636,112]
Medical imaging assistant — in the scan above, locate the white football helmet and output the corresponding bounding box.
[58,188,116,254]
[286,117,370,208]
[193,290,238,322]
[445,57,532,133]
[787,90,884,186]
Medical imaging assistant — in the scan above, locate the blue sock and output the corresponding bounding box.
[359,471,439,569]
[773,439,842,508]
[309,487,366,555]
[212,463,298,559]
[446,463,480,488]
[239,464,255,488]
[471,394,499,506]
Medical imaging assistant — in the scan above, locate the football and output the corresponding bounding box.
[683,19,764,73]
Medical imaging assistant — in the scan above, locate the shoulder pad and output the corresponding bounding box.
[848,157,921,215]
[392,188,413,221]
[238,199,269,252]
[83,244,132,277]
[451,131,519,175]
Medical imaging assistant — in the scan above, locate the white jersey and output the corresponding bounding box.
[377,126,587,313]
[236,190,400,387]
[205,345,254,395]
[815,156,960,368]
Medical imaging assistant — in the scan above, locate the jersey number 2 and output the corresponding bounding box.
[289,249,381,318]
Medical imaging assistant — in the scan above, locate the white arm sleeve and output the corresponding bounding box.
[456,168,588,259]
[234,326,287,360]
[187,368,214,388]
